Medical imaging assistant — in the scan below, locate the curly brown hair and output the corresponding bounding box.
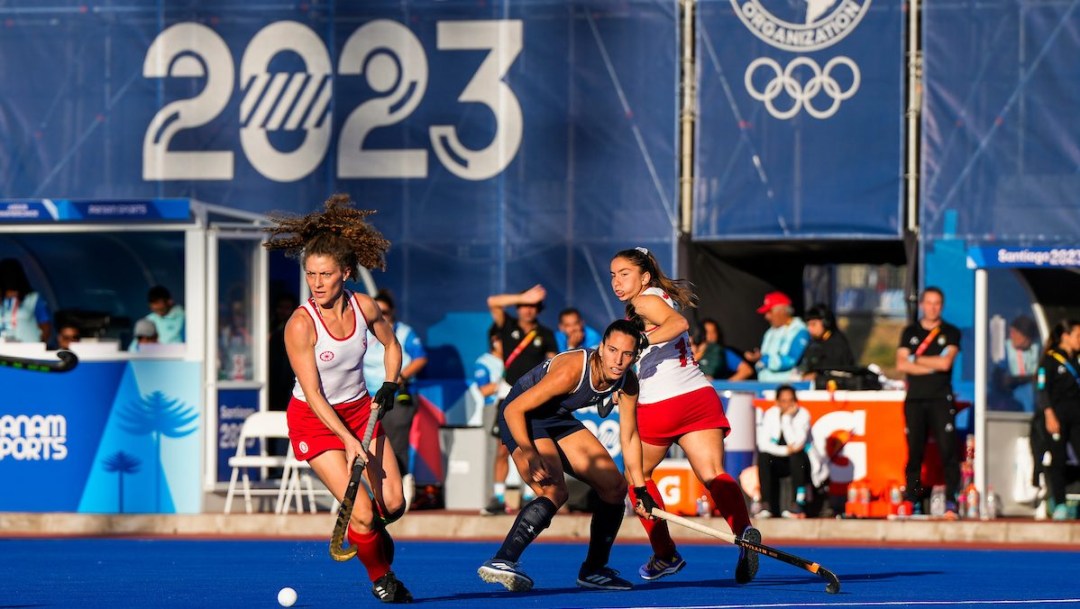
[263,194,390,278]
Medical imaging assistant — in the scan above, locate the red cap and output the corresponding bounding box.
[756,291,792,314]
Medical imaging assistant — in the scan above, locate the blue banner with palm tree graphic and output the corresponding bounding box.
[0,359,201,513]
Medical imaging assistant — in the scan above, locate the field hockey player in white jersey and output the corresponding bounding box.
[610,246,761,586]
[264,194,412,604]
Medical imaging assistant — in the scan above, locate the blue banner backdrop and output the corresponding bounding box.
[694,0,905,239]
[922,0,1080,245]
[0,1,680,340]
[0,361,202,513]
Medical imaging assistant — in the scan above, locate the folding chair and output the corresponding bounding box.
[224,411,290,514]
[278,446,340,514]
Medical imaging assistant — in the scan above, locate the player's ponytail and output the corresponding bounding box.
[612,247,697,310]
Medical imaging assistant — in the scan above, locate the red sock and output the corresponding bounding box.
[630,480,676,558]
[708,473,751,536]
[348,525,391,582]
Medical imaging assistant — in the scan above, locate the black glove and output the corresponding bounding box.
[373,381,399,419]
[634,486,658,517]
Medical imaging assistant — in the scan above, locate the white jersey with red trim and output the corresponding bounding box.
[292,291,370,404]
[637,286,712,403]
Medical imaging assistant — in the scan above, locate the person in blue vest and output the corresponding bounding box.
[0,258,51,344]
[363,289,428,502]
[745,291,810,382]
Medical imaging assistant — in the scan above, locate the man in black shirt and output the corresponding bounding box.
[801,304,855,386]
[896,287,962,515]
[482,284,559,514]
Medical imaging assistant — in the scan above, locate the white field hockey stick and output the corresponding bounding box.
[651,508,841,594]
[329,405,380,561]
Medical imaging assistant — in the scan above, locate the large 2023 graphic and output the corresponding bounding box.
[144,20,523,183]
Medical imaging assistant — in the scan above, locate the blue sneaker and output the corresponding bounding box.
[478,559,533,592]
[577,565,633,590]
[638,551,686,580]
[735,527,761,584]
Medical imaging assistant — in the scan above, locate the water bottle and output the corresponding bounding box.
[965,484,980,520]
[697,495,711,517]
[930,485,946,517]
[984,486,999,521]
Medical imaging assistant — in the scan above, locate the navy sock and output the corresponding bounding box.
[494,497,558,563]
[583,499,625,571]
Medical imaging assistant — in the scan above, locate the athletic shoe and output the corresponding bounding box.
[371,571,413,603]
[638,551,686,581]
[734,527,761,584]
[478,559,534,592]
[576,565,633,590]
[756,509,773,519]
[481,496,507,516]
[1052,503,1069,521]
[943,501,959,521]
[781,504,805,519]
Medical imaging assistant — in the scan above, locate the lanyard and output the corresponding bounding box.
[2,297,18,333]
[913,326,940,356]
[504,329,537,371]
[1049,351,1080,384]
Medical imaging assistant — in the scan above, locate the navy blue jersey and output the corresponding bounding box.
[502,349,626,419]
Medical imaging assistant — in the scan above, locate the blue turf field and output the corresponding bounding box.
[3,538,1079,608]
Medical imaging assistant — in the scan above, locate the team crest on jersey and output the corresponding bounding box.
[937,336,946,346]
[319,350,334,362]
[298,441,309,454]
[909,337,919,346]
[731,0,871,52]
[533,337,542,347]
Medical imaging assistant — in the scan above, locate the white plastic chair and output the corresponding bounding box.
[278,446,317,514]
[224,411,290,514]
[278,446,340,514]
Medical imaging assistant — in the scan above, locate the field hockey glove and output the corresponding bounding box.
[374,381,399,419]
[634,486,658,517]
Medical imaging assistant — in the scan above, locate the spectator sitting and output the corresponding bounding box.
[745,291,810,382]
[555,307,601,352]
[755,385,825,518]
[144,285,185,344]
[0,258,52,343]
[801,304,855,386]
[992,315,1040,412]
[129,318,159,352]
[55,321,81,351]
[693,318,753,381]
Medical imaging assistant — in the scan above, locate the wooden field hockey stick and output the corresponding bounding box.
[651,508,841,594]
[0,349,78,373]
[329,404,381,561]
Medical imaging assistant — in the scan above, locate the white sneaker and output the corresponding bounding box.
[756,509,773,519]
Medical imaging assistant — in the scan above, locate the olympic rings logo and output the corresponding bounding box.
[744,56,861,120]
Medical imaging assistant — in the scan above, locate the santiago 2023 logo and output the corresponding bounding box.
[731,0,871,52]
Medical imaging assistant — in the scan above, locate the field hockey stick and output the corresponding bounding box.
[0,349,79,373]
[651,508,841,594]
[329,404,381,561]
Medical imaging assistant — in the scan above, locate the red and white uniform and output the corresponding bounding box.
[636,287,730,445]
[288,291,382,461]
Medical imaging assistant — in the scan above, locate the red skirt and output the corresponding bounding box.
[287,394,383,461]
[636,385,731,446]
